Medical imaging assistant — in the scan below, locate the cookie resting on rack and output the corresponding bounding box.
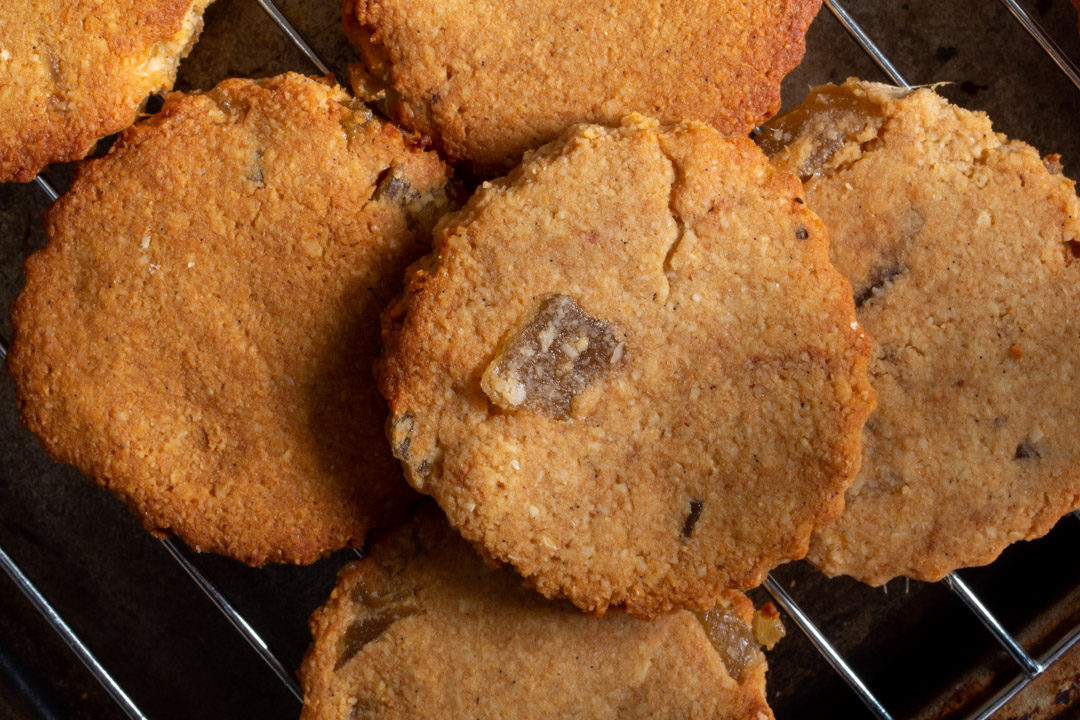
[343,0,822,173]
[0,0,215,183]
[378,114,875,618]
[299,504,778,720]
[8,73,452,565]
[761,79,1080,584]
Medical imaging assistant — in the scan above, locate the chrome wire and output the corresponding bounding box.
[824,0,910,88]
[253,0,335,78]
[764,575,894,720]
[34,175,59,203]
[0,545,148,720]
[965,620,1080,720]
[998,0,1080,91]
[160,538,303,703]
[944,572,1042,677]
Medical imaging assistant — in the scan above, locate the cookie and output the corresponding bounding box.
[378,114,874,617]
[0,0,214,183]
[299,504,777,720]
[762,79,1080,584]
[343,0,822,173]
[8,73,452,564]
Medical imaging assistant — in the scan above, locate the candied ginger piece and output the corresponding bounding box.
[481,294,624,419]
[696,607,763,683]
[752,602,786,650]
[335,582,417,669]
[757,83,892,178]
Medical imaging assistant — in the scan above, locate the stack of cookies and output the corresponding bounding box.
[5,0,1080,717]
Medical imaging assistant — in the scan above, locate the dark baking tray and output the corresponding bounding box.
[1,1,1079,718]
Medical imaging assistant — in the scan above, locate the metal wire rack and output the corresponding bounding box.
[1,1,1079,718]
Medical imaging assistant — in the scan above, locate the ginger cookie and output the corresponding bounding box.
[343,0,822,173]
[300,504,777,720]
[8,73,452,564]
[379,114,874,617]
[0,0,214,183]
[762,79,1080,584]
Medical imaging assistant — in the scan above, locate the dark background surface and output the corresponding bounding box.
[1,1,1079,718]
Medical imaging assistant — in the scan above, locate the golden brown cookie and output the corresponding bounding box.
[763,79,1080,584]
[0,0,214,183]
[343,0,822,173]
[8,73,452,564]
[378,114,874,617]
[300,504,776,720]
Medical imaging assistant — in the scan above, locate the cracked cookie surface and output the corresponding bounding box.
[0,0,214,182]
[343,0,821,173]
[765,79,1080,584]
[8,73,452,564]
[300,504,775,720]
[379,115,874,617]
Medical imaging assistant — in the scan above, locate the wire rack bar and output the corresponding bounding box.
[944,572,1042,676]
[34,175,59,203]
[965,618,1080,720]
[253,0,335,78]
[764,574,894,720]
[159,538,303,703]
[0,544,148,720]
[824,0,910,88]
[998,0,1080,91]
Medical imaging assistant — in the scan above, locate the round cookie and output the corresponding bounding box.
[8,73,452,565]
[763,79,1080,584]
[0,0,214,183]
[378,114,874,617]
[343,0,822,173]
[300,504,776,720]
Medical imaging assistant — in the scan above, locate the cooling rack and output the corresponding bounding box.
[1,1,1079,718]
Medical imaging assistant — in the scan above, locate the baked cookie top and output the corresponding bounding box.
[379,114,874,617]
[0,0,214,183]
[763,79,1080,584]
[300,504,776,720]
[343,0,822,173]
[8,73,452,564]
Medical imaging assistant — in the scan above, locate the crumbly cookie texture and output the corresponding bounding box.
[0,0,215,183]
[8,73,452,565]
[299,505,775,720]
[379,114,874,618]
[764,78,1080,584]
[343,0,821,173]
